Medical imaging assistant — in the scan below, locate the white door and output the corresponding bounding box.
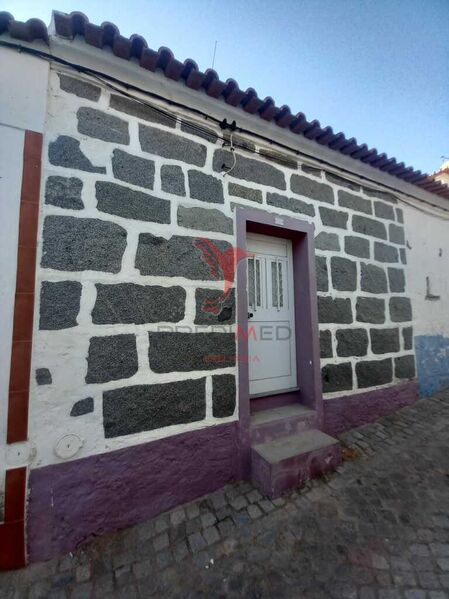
[246,233,297,397]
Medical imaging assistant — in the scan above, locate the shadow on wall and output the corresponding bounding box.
[415,335,449,397]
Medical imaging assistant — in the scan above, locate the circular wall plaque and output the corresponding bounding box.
[54,434,84,459]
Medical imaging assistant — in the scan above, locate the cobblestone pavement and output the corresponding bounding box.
[1,391,449,599]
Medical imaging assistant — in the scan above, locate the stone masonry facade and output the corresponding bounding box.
[31,68,415,467]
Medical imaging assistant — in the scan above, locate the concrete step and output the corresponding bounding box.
[250,404,317,444]
[251,429,342,498]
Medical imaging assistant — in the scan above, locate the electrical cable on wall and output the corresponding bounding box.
[1,39,448,219]
[222,133,237,177]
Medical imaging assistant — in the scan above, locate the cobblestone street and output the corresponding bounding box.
[1,391,449,598]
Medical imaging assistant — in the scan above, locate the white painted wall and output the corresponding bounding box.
[0,48,49,131]
[404,202,449,338]
[0,47,49,515]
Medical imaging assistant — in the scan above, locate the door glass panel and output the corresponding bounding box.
[255,259,261,307]
[271,261,285,308]
[278,261,284,308]
[248,258,255,308]
[248,258,262,308]
[271,261,278,308]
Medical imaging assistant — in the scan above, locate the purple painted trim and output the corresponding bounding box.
[236,211,251,479]
[250,391,298,413]
[27,422,238,563]
[235,208,323,478]
[323,381,419,436]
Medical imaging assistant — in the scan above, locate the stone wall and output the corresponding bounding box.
[31,70,238,468]
[30,67,416,468]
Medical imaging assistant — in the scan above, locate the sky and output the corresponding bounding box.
[5,0,448,174]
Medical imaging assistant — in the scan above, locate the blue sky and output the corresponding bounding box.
[5,0,448,174]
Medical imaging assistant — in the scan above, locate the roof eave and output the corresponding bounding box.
[1,9,448,209]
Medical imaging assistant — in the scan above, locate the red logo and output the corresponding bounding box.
[194,238,253,315]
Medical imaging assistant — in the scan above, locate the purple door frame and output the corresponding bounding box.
[235,207,324,479]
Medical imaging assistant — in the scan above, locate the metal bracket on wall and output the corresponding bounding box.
[425,276,440,301]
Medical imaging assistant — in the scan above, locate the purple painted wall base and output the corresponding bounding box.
[27,382,419,562]
[323,381,419,436]
[27,422,238,563]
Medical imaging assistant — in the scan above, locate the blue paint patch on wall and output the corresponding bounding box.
[415,335,449,397]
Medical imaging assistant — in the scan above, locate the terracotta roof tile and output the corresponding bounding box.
[1,10,448,201]
[0,12,48,43]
